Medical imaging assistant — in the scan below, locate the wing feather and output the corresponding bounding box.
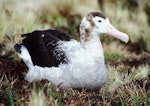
[22,29,71,67]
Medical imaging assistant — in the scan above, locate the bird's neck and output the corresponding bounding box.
[80,31,101,48]
[80,31,105,61]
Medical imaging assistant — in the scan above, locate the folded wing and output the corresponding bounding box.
[21,29,71,67]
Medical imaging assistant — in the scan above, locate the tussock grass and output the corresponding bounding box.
[114,81,150,105]
[106,64,150,92]
[103,41,130,57]
[103,0,150,52]
[0,11,12,42]
[29,86,47,106]
[0,0,150,105]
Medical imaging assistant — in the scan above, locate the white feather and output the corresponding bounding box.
[19,34,107,89]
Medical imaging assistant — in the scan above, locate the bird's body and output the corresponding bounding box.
[14,12,129,89]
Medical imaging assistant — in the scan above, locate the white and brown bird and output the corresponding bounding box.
[14,12,129,89]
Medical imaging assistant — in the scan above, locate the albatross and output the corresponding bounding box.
[14,12,129,89]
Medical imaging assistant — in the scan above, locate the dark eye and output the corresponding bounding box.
[98,20,101,23]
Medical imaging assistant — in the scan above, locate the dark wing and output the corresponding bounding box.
[22,29,71,67]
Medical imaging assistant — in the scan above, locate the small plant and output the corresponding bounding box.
[120,97,127,106]
[29,83,47,106]
[6,87,14,106]
[48,86,63,106]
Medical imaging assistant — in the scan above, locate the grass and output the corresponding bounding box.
[0,0,150,106]
[0,11,12,42]
[7,87,14,106]
[104,53,124,62]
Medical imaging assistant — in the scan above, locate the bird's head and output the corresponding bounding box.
[80,12,129,43]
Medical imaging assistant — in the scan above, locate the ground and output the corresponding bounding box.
[0,0,150,106]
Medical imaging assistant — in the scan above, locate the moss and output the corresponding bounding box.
[104,53,124,62]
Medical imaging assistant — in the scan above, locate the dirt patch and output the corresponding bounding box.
[107,53,150,67]
[0,54,27,80]
[0,53,29,105]
[126,38,149,54]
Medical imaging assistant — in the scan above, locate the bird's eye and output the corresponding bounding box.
[98,20,101,23]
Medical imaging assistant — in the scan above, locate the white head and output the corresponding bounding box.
[79,12,129,43]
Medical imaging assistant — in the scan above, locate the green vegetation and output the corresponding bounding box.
[0,0,150,105]
[105,53,123,61]
[7,87,14,106]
